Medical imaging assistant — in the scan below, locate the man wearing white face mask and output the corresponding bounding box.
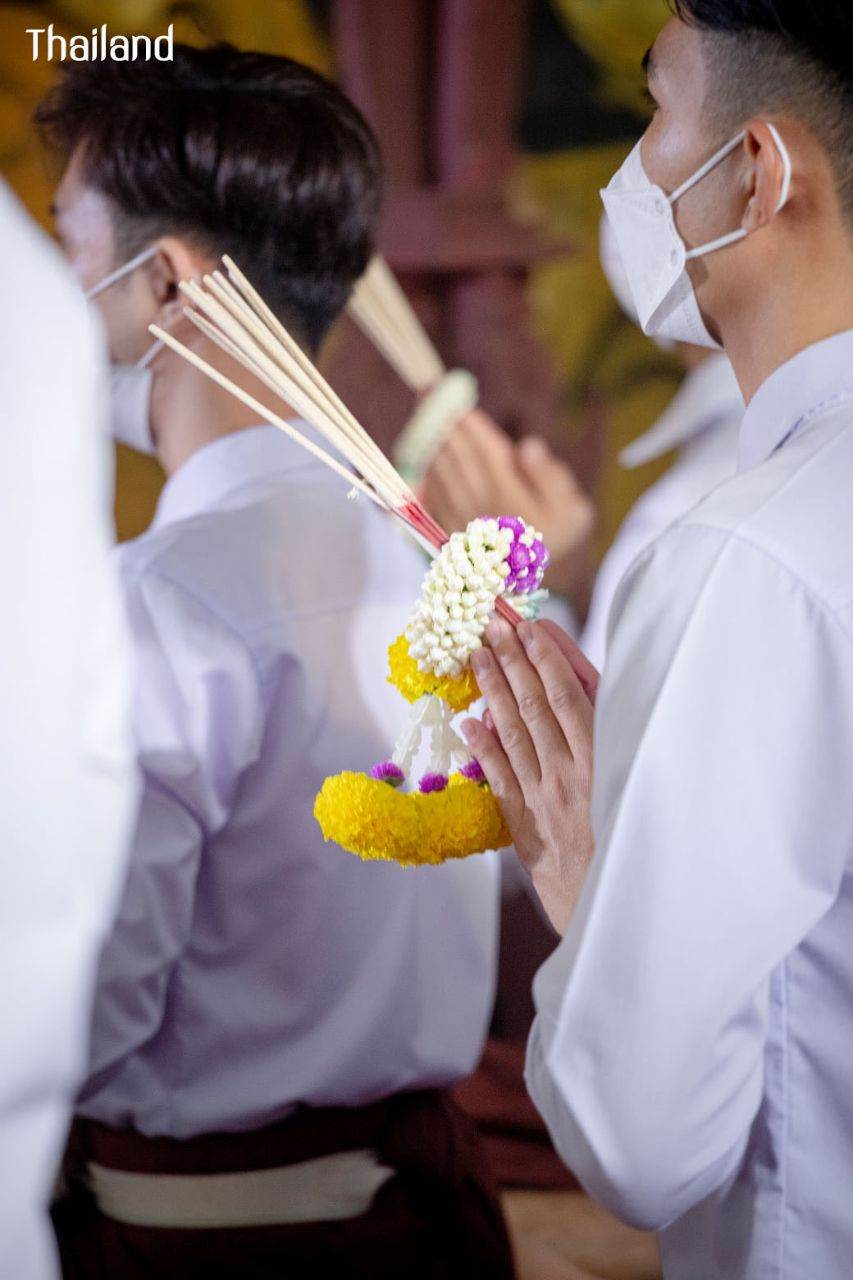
[419,218,744,672]
[84,245,163,455]
[580,215,744,668]
[459,2,853,1277]
[39,44,511,1279]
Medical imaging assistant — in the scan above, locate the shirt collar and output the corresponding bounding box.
[738,329,853,473]
[151,423,318,531]
[619,354,743,469]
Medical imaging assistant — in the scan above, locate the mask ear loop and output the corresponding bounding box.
[765,122,792,212]
[85,244,159,300]
[676,125,792,262]
[138,269,207,369]
[86,244,166,369]
[137,339,164,369]
[669,129,747,206]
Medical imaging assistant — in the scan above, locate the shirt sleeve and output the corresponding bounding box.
[580,481,676,671]
[526,521,853,1230]
[80,565,264,1092]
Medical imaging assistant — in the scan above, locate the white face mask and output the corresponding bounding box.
[86,245,163,455]
[598,211,675,352]
[600,124,792,349]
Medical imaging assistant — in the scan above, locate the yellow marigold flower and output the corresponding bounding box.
[314,772,422,865]
[413,776,512,864]
[314,772,511,867]
[387,634,480,713]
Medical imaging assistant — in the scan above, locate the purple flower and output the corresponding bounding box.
[419,772,449,793]
[509,543,532,572]
[531,538,550,573]
[492,516,551,594]
[460,758,485,784]
[370,760,405,786]
[497,515,526,538]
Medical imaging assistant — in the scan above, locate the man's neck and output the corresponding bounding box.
[151,339,294,477]
[721,238,853,404]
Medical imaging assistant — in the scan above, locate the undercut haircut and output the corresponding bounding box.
[35,44,382,349]
[673,1,853,223]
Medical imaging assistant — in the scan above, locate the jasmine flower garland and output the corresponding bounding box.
[314,516,549,866]
[405,516,548,678]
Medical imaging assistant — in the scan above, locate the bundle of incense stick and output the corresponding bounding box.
[347,255,445,393]
[149,257,521,627]
[346,256,479,484]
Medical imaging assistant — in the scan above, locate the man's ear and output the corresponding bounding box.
[741,121,788,234]
[147,237,215,327]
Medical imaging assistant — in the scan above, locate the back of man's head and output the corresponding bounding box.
[674,0,853,225]
[35,43,381,350]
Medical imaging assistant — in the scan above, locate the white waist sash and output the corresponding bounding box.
[86,1147,396,1229]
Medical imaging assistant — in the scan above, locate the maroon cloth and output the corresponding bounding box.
[54,1090,515,1279]
[455,1038,579,1190]
[453,874,578,1191]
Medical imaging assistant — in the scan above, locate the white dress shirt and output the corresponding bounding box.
[79,424,500,1139]
[527,330,853,1279]
[581,353,743,669]
[0,184,137,1280]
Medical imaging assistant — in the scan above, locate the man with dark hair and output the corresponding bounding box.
[38,45,512,1278]
[36,44,381,354]
[459,3,853,1277]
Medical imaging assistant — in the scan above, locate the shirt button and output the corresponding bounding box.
[670,249,679,266]
[655,198,665,214]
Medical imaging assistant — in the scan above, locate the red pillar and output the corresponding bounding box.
[324,0,568,454]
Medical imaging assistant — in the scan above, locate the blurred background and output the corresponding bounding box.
[0,0,679,553]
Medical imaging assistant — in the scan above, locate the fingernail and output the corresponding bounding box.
[460,719,477,743]
[518,621,534,650]
[471,648,492,676]
[485,619,509,646]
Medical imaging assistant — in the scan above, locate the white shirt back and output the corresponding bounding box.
[79,424,499,1139]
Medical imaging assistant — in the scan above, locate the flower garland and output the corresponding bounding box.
[314,771,511,867]
[314,516,549,866]
[405,516,548,677]
[387,633,480,713]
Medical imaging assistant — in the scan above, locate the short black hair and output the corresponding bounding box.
[35,44,382,349]
[673,0,853,222]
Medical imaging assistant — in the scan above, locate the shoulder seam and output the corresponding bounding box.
[131,565,269,692]
[669,523,853,650]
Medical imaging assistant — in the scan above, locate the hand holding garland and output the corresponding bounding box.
[462,618,597,936]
